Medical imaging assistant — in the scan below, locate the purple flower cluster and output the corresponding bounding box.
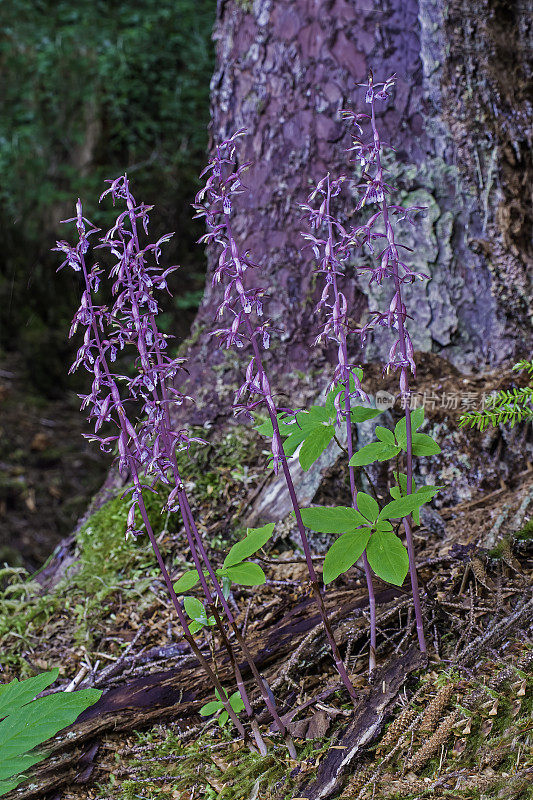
[193,130,285,466]
[332,74,427,389]
[54,177,203,536]
[301,174,368,421]
[57,177,295,751]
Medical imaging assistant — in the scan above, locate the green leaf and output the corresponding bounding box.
[349,442,400,467]
[218,710,229,727]
[350,407,381,423]
[229,691,245,713]
[375,426,396,445]
[305,406,330,424]
[0,775,27,796]
[222,562,266,586]
[199,700,222,717]
[390,485,420,525]
[410,433,441,456]
[375,519,394,533]
[299,506,367,534]
[366,531,409,586]
[390,475,442,525]
[391,472,415,495]
[0,752,47,783]
[173,570,200,594]
[0,688,102,761]
[356,492,380,523]
[394,406,425,445]
[282,427,309,456]
[223,523,275,569]
[183,596,206,622]
[378,494,429,521]
[188,616,215,635]
[222,575,232,601]
[255,412,295,439]
[322,530,371,584]
[325,386,342,418]
[0,670,59,720]
[299,425,334,471]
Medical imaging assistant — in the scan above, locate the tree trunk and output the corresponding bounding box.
[178,0,532,427]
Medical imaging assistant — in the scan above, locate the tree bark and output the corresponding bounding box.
[178,0,532,427]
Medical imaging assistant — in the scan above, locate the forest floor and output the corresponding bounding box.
[0,356,532,800]
[0,355,111,571]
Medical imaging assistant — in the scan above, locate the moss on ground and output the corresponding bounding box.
[85,645,531,800]
[97,724,331,800]
[0,422,261,678]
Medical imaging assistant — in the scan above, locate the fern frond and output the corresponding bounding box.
[459,358,533,431]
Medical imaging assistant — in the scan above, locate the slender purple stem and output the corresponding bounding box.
[369,100,426,653]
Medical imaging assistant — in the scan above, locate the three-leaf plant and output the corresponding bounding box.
[200,690,246,728]
[349,406,441,467]
[256,378,381,472]
[299,405,441,588]
[173,524,275,632]
[0,669,102,796]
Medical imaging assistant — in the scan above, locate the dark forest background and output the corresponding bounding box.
[0,0,216,395]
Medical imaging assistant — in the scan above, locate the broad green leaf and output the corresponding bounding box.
[392,481,442,524]
[189,616,215,635]
[305,406,330,424]
[255,418,273,438]
[350,407,381,423]
[299,425,334,471]
[366,531,409,586]
[0,688,102,761]
[356,492,380,523]
[375,519,394,533]
[394,406,425,445]
[390,473,419,523]
[322,530,371,584]
[0,775,26,796]
[218,710,229,727]
[173,570,200,594]
[299,506,367,534]
[378,493,430,521]
[222,562,266,586]
[391,472,415,495]
[414,485,442,501]
[199,700,222,717]
[349,442,400,467]
[222,575,232,600]
[0,670,59,720]
[0,752,47,783]
[223,523,275,568]
[390,485,420,525]
[255,412,294,439]
[183,596,206,621]
[375,426,396,445]
[410,433,441,456]
[325,385,342,418]
[282,427,309,456]
[229,691,245,713]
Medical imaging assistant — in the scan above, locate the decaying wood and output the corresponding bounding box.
[6,586,402,800]
[295,648,427,800]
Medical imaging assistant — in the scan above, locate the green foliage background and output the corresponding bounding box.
[0,0,216,393]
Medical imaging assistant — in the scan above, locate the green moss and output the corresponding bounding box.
[97,724,330,800]
[515,518,533,540]
[0,418,262,676]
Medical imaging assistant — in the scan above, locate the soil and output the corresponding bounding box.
[0,355,112,572]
